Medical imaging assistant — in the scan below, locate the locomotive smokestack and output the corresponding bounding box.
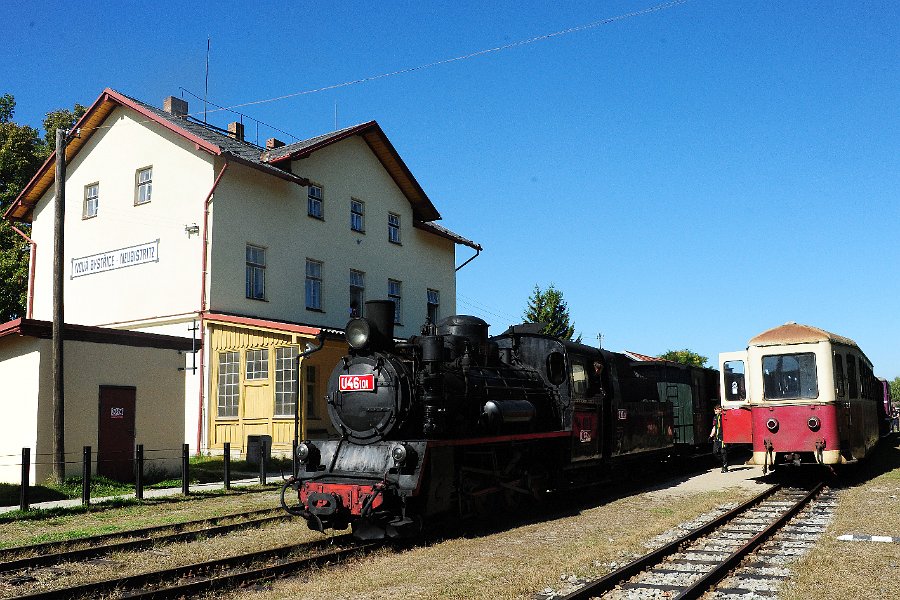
[364,300,396,348]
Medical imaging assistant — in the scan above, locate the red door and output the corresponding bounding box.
[98,386,136,482]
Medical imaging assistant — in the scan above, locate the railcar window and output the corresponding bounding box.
[762,353,818,400]
[847,355,858,399]
[724,360,746,401]
[834,354,845,397]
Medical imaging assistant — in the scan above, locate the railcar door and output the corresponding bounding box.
[569,353,603,461]
[720,351,752,444]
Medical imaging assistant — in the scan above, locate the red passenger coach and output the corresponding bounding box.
[724,323,882,472]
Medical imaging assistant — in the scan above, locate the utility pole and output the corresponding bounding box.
[52,128,67,483]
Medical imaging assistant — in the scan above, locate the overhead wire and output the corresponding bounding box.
[195,0,690,117]
[69,0,690,135]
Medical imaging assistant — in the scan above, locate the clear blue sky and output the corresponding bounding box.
[3,1,898,377]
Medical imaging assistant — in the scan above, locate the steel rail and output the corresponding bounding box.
[8,535,358,600]
[556,483,782,600]
[0,511,291,574]
[0,506,280,561]
[676,481,825,599]
[119,542,381,599]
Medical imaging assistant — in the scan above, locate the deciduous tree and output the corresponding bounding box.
[659,349,709,368]
[523,284,581,342]
[0,94,86,320]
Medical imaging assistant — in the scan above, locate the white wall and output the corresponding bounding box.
[209,136,457,337]
[29,106,214,326]
[0,337,41,484]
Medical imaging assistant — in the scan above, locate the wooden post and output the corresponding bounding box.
[52,128,67,484]
[81,446,91,506]
[181,444,190,495]
[259,439,267,486]
[135,444,144,500]
[19,448,30,512]
[223,442,231,491]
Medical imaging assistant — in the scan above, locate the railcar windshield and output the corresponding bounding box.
[762,353,818,400]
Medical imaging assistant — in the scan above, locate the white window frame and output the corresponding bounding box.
[274,346,298,417]
[350,199,365,233]
[217,351,240,418]
[427,288,440,324]
[245,244,266,300]
[135,166,152,205]
[388,212,401,244]
[245,348,269,381]
[308,184,324,219]
[388,279,402,324]
[305,365,318,418]
[350,269,365,318]
[83,182,99,219]
[306,259,323,311]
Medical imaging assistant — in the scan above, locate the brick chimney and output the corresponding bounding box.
[163,96,188,118]
[227,121,245,141]
[265,138,285,149]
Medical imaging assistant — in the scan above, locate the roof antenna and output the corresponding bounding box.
[334,100,338,130]
[204,36,210,124]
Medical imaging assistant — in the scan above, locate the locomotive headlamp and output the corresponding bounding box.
[807,416,821,431]
[296,442,311,462]
[346,318,372,350]
[766,418,779,432]
[391,443,409,465]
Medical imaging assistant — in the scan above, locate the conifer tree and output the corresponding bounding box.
[523,284,581,342]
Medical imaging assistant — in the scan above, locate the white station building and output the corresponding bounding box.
[1,88,479,479]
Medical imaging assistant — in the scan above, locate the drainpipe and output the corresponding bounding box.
[196,161,230,454]
[9,225,36,319]
[455,246,481,272]
[294,333,326,451]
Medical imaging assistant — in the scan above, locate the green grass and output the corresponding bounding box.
[0,454,294,507]
[0,485,280,526]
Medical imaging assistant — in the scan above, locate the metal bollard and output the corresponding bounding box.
[82,446,91,506]
[259,439,267,485]
[181,444,190,495]
[20,448,30,512]
[135,444,144,501]
[223,442,231,491]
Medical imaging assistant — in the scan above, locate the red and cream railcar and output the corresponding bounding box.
[729,323,880,471]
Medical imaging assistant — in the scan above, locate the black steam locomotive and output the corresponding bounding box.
[282,300,717,539]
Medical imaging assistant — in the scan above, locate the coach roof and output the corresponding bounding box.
[749,322,858,348]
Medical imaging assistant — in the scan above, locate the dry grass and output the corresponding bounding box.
[781,436,900,600]
[230,486,754,600]
[0,507,333,598]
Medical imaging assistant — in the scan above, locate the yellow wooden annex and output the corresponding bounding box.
[205,314,344,457]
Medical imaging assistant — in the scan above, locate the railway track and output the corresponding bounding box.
[4,534,374,599]
[0,507,290,575]
[556,481,834,599]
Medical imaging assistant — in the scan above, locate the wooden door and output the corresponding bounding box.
[98,386,136,482]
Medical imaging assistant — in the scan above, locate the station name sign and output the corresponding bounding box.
[71,240,160,278]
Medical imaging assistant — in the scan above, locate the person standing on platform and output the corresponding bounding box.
[710,405,728,472]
